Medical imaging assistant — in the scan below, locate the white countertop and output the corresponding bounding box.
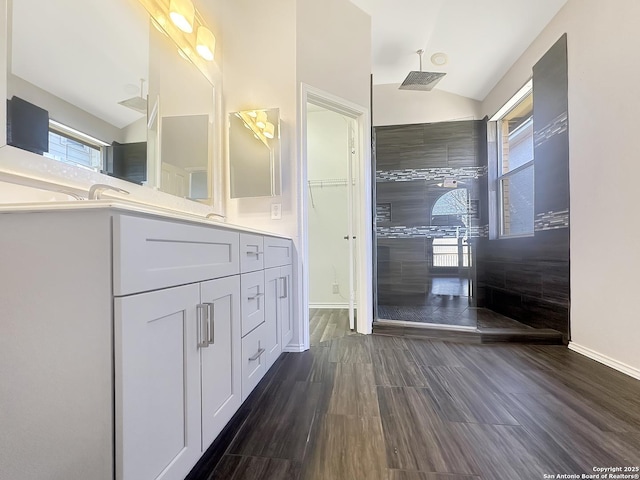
[0,200,292,239]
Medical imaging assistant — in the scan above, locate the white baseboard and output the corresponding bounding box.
[568,342,640,381]
[283,344,307,353]
[309,303,349,309]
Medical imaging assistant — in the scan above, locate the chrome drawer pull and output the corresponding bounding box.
[196,304,209,349]
[279,277,288,299]
[248,348,266,362]
[248,292,265,301]
[246,250,264,257]
[205,302,215,345]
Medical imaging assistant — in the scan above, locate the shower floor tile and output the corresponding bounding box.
[377,304,532,330]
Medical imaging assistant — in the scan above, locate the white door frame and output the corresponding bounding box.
[298,83,373,350]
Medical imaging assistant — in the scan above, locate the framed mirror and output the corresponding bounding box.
[229,108,281,198]
[147,17,215,202]
[4,0,218,205]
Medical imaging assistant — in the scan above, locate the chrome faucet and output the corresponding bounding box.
[88,184,130,200]
[56,190,85,200]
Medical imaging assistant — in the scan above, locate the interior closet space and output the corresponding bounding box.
[307,104,359,329]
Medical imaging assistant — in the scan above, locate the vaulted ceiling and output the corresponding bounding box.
[349,0,568,100]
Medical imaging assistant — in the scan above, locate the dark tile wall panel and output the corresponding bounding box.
[375,120,483,308]
[476,35,570,338]
[535,134,570,215]
[477,233,570,337]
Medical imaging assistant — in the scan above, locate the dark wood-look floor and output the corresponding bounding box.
[191,309,640,480]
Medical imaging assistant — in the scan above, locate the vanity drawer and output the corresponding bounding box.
[264,236,293,268]
[241,322,267,401]
[240,233,264,273]
[240,270,266,337]
[113,215,240,296]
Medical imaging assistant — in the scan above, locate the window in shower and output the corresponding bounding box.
[496,83,534,237]
[432,238,471,268]
[431,188,471,269]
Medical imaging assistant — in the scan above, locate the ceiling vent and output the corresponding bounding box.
[399,50,446,91]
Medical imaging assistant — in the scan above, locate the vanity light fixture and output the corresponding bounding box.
[263,122,275,139]
[169,0,195,33]
[138,0,218,83]
[255,111,267,129]
[196,26,216,61]
[237,110,273,147]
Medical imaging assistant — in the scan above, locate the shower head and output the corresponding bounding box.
[399,49,446,91]
[118,79,147,114]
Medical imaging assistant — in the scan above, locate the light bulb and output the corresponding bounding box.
[196,26,216,61]
[256,111,267,129]
[263,122,275,139]
[169,0,195,33]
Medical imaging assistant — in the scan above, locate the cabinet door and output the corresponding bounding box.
[115,284,201,480]
[241,323,267,401]
[280,265,294,348]
[200,276,241,451]
[264,267,281,369]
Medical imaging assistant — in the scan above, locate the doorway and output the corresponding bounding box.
[306,105,358,330]
[299,85,372,349]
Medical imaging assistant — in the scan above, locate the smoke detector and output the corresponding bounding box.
[430,52,448,66]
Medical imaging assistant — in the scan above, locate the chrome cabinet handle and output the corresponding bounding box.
[197,304,209,349]
[248,292,265,301]
[248,347,266,362]
[279,276,288,299]
[205,302,215,345]
[246,250,264,257]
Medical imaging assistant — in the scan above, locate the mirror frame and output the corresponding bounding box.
[228,108,281,199]
[1,0,7,147]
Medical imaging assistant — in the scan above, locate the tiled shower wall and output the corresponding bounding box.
[375,120,485,306]
[476,35,570,338]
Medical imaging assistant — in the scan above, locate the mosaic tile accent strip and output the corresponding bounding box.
[376,203,391,223]
[469,200,480,220]
[377,224,489,239]
[534,111,568,147]
[376,166,487,183]
[534,209,569,231]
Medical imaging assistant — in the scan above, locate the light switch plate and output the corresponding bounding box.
[271,203,282,220]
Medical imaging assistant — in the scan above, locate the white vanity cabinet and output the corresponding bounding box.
[200,276,243,450]
[114,284,203,480]
[113,215,243,480]
[264,236,295,352]
[239,236,293,400]
[240,233,264,272]
[0,207,294,480]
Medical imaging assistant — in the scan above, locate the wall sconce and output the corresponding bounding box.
[236,110,277,147]
[169,0,195,33]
